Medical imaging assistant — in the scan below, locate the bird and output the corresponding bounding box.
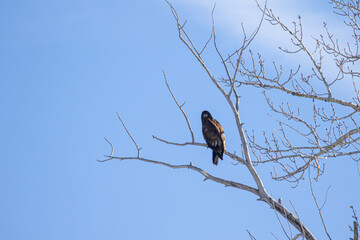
[201,110,226,165]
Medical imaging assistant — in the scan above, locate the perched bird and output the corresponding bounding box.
[201,110,226,165]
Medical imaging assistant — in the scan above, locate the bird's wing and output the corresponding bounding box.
[203,120,220,148]
[203,118,225,149]
[208,118,226,150]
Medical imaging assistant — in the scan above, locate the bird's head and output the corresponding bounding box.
[201,110,212,120]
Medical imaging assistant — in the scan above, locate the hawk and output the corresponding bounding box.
[201,110,226,165]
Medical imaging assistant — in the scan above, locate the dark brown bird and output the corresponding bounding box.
[201,110,226,165]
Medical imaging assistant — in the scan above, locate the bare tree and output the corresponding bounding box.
[99,0,360,239]
[244,0,360,184]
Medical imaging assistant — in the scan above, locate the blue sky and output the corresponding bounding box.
[1,0,359,239]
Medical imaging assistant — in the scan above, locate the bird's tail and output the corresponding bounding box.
[219,151,223,160]
[212,151,219,165]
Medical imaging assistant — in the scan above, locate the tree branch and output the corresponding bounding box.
[162,70,194,142]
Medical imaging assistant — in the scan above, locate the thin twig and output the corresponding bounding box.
[162,70,194,142]
[116,112,141,158]
[309,169,332,239]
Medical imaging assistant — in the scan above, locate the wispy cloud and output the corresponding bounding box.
[173,0,356,91]
[176,0,347,48]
